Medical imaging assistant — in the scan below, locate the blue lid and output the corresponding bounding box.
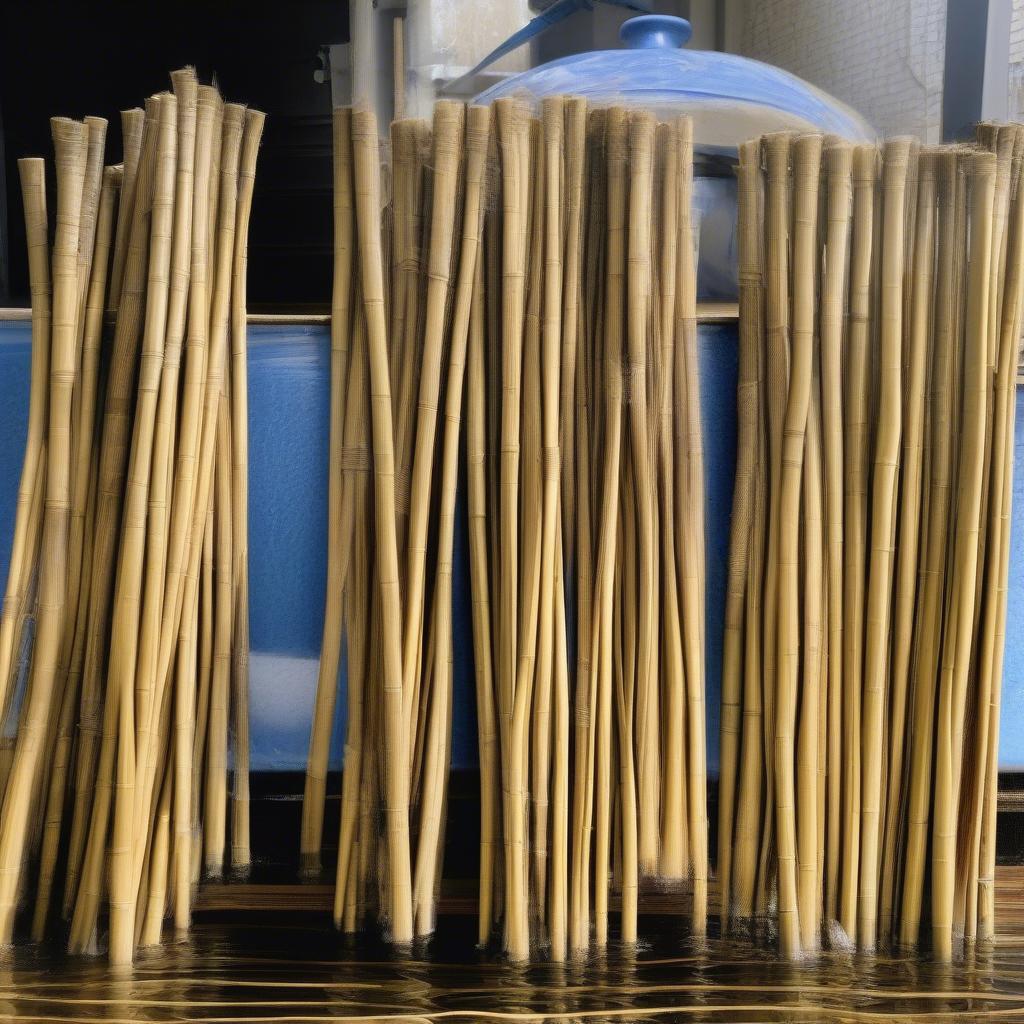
[474,15,874,152]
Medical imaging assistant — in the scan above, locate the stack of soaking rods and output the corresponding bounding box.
[0,69,263,964]
[717,127,1024,960]
[301,97,708,961]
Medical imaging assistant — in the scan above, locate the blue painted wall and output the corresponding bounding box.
[4,318,1021,770]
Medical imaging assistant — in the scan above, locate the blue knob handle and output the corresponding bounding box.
[619,14,693,49]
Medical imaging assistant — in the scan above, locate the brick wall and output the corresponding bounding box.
[738,0,947,142]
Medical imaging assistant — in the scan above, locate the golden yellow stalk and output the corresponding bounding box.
[774,132,821,958]
[351,106,413,945]
[302,104,355,875]
[0,159,50,713]
[413,103,490,937]
[229,106,264,876]
[839,144,877,941]
[819,140,852,924]
[0,117,87,945]
[931,150,995,963]
[858,138,911,951]
[729,139,765,920]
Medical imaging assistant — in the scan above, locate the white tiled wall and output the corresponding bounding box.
[1010,0,1024,118]
[737,0,947,142]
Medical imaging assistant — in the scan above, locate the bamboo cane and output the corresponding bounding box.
[815,141,852,926]
[857,138,910,951]
[879,151,936,942]
[559,98,587,566]
[774,132,821,958]
[0,117,88,944]
[30,166,118,940]
[350,106,413,946]
[412,103,489,937]
[528,96,564,933]
[107,90,178,966]
[623,111,660,881]
[978,129,1024,944]
[717,136,761,922]
[675,115,707,932]
[961,128,1018,942]
[169,84,219,926]
[301,104,355,875]
[134,71,197,870]
[228,106,264,877]
[0,159,51,714]
[108,106,145,312]
[838,144,877,942]
[798,321,825,953]
[593,105,632,946]
[931,150,995,963]
[569,108,604,957]
[466,245,498,946]
[401,100,464,768]
[729,139,766,920]
[204,396,233,879]
[658,117,686,886]
[900,150,959,948]
[755,131,794,920]
[66,101,159,945]
[334,282,370,929]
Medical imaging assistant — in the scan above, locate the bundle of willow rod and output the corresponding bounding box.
[0,69,263,964]
[717,126,1024,961]
[304,97,707,961]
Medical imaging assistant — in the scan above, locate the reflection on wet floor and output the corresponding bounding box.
[1,915,1024,1022]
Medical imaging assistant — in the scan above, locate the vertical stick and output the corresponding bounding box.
[302,105,355,873]
[0,118,87,945]
[413,102,490,937]
[879,151,936,941]
[229,107,264,876]
[0,159,50,712]
[931,150,995,963]
[900,150,959,947]
[675,115,707,933]
[840,144,877,941]
[730,140,765,919]
[858,138,911,951]
[351,106,413,945]
[774,132,821,958]
[820,141,852,924]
